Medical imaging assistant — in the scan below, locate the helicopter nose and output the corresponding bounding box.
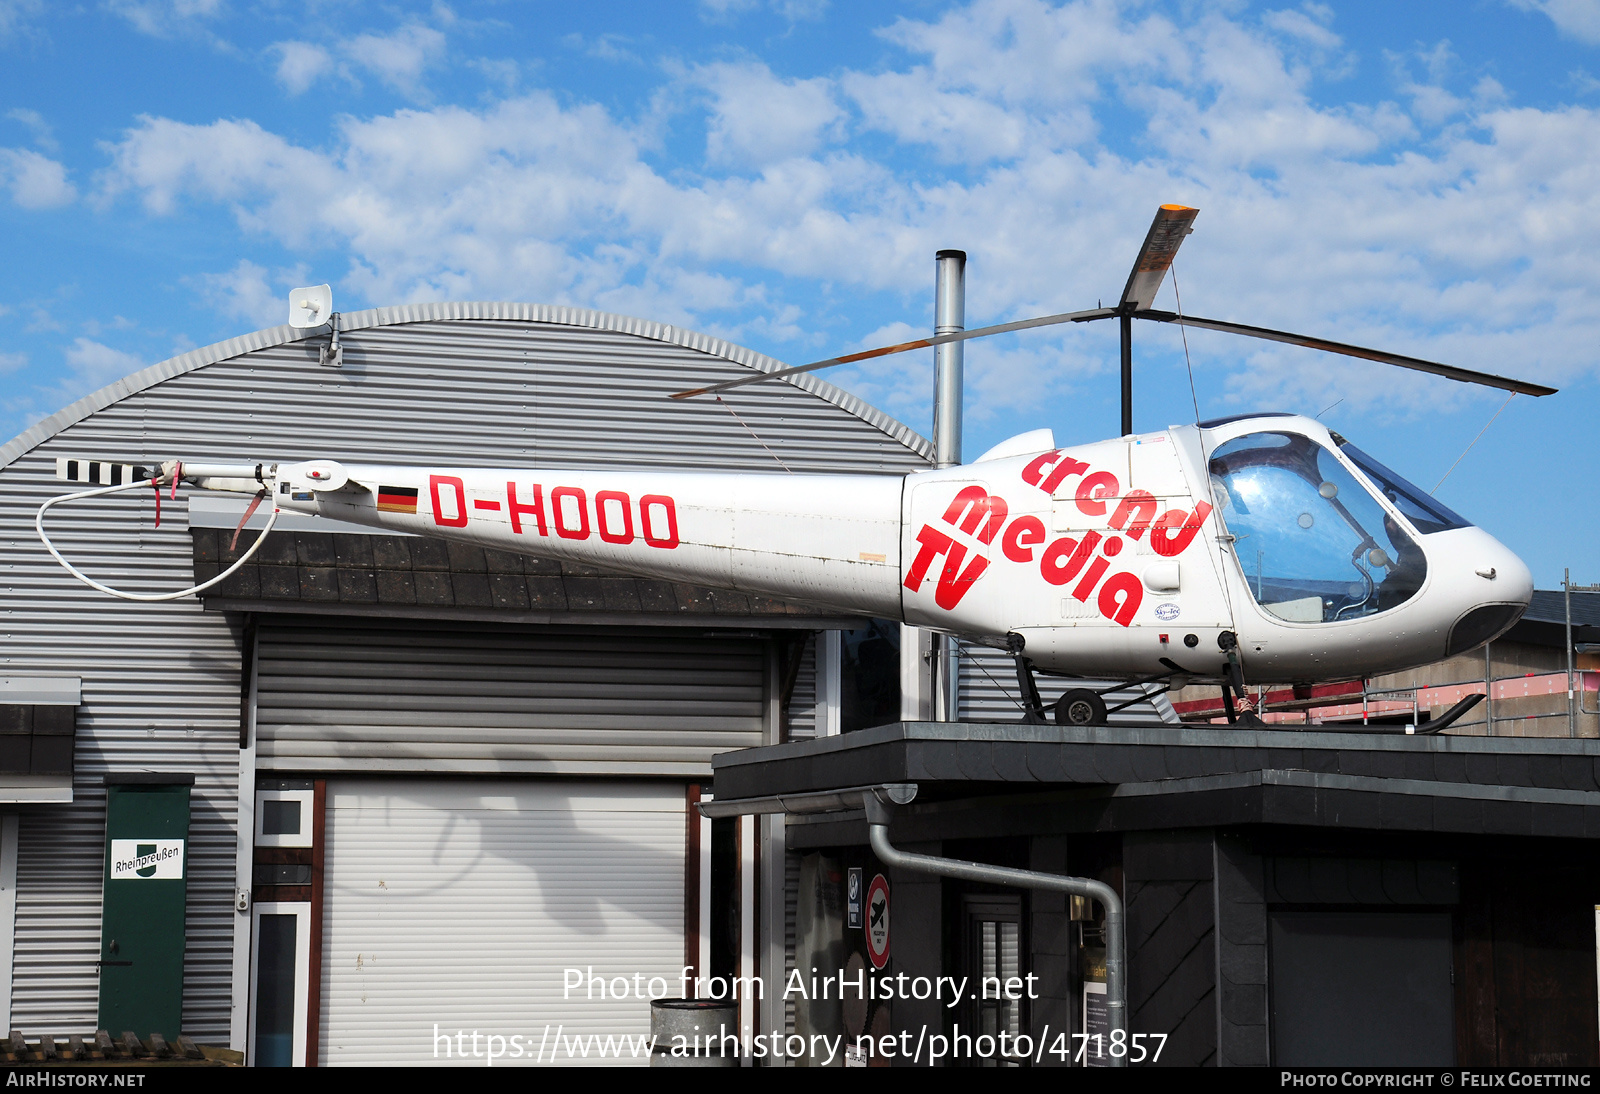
[1440,533,1533,658]
[1474,542,1533,603]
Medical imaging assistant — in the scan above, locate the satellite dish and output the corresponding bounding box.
[288,284,333,329]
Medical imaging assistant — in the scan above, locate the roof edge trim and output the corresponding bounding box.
[0,301,934,471]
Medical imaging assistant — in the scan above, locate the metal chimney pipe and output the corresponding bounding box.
[932,250,966,721]
[932,250,966,469]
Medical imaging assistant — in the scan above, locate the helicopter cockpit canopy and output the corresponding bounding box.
[1208,431,1442,624]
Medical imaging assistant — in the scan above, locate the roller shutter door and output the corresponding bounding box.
[254,619,766,775]
[320,778,685,1066]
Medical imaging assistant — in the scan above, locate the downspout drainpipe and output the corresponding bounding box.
[699,784,1129,1066]
[859,793,1128,1066]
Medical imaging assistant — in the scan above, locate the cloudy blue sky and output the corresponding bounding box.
[1,0,1596,586]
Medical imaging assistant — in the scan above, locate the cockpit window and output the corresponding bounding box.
[1336,443,1472,535]
[1209,432,1427,624]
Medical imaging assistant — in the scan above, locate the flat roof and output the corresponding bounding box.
[714,721,1600,841]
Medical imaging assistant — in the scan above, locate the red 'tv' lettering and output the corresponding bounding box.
[903,525,990,609]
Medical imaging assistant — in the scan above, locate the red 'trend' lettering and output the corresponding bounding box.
[1150,502,1214,557]
[1038,456,1090,496]
[1074,471,1120,517]
[1109,491,1158,540]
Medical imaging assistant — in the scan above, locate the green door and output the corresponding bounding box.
[98,777,192,1040]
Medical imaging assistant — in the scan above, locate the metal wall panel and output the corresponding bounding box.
[783,636,818,742]
[320,778,684,1066]
[957,644,1179,724]
[0,305,930,1041]
[254,619,765,775]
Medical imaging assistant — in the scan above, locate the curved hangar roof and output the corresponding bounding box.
[0,302,932,1041]
[2,301,931,473]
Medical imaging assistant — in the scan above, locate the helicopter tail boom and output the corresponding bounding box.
[274,461,909,620]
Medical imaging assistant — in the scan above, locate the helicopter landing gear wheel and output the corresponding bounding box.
[1054,689,1108,727]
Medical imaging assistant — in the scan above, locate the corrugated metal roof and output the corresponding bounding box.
[0,302,932,471]
[0,304,931,1042]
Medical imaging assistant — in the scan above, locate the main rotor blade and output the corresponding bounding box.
[669,306,1117,399]
[1120,204,1199,311]
[1137,310,1558,397]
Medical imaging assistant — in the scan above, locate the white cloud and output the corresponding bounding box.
[694,61,843,168]
[0,147,75,207]
[0,0,43,39]
[0,350,26,373]
[4,337,144,428]
[562,32,639,65]
[88,0,1600,424]
[191,259,303,328]
[1262,4,1342,51]
[63,337,143,385]
[270,40,336,97]
[1508,0,1600,45]
[346,23,447,97]
[6,108,59,153]
[268,21,449,99]
[698,0,827,24]
[844,69,1033,163]
[105,0,227,38]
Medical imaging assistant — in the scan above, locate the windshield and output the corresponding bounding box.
[1336,442,1473,535]
[1208,432,1427,623]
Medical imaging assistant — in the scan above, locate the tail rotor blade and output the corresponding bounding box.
[1137,310,1557,397]
[670,306,1116,399]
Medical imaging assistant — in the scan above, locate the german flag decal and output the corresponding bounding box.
[376,485,419,514]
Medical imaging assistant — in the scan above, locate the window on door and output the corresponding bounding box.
[250,901,311,1066]
[960,894,1028,1067]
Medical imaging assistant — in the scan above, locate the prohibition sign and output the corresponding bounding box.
[865,873,890,969]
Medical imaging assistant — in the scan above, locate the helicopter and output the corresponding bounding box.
[39,206,1554,730]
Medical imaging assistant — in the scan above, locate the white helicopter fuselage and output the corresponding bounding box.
[262,413,1530,684]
